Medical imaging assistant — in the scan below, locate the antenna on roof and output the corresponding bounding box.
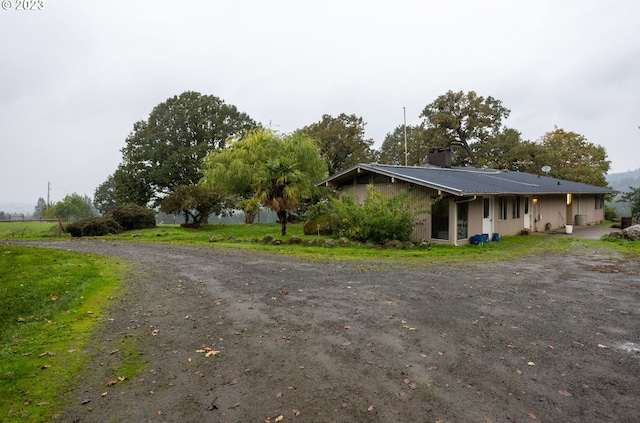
[403,107,408,166]
[541,165,551,174]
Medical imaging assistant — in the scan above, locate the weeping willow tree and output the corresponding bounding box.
[201,129,327,234]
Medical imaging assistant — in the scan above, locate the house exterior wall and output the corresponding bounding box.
[338,180,435,241]
[532,195,567,231]
[333,177,605,244]
[570,194,605,225]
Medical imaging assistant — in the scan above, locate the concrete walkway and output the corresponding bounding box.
[566,225,617,240]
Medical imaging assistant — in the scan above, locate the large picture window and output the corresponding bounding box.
[431,198,449,240]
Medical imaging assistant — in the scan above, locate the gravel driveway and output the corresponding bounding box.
[11,240,640,422]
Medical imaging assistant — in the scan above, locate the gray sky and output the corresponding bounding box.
[1,0,639,211]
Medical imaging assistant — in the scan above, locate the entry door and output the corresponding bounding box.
[523,196,531,229]
[482,197,492,234]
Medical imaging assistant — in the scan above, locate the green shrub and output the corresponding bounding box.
[303,215,333,236]
[65,216,122,237]
[107,204,156,231]
[309,186,421,244]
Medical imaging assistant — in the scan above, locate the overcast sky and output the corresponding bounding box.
[1,0,639,211]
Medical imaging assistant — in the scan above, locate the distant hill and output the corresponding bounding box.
[606,168,639,218]
[607,168,640,192]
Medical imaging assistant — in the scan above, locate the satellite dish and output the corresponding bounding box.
[541,165,551,173]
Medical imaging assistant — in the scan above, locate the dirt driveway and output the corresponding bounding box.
[13,240,640,422]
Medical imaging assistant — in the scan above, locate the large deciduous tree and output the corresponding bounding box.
[52,193,94,221]
[115,91,257,206]
[300,113,377,175]
[378,124,442,166]
[472,128,544,173]
[420,90,510,165]
[201,129,327,235]
[536,127,610,187]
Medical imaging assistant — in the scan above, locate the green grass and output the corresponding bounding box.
[98,222,640,263]
[0,221,68,239]
[2,221,638,262]
[0,246,127,421]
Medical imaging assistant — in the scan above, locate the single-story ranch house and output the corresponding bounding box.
[317,151,617,245]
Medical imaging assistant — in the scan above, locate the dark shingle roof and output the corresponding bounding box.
[318,163,617,196]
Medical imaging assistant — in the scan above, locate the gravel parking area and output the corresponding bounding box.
[8,240,640,422]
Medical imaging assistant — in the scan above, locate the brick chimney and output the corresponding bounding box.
[427,147,452,168]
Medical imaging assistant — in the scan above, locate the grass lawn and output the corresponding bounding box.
[0,246,128,421]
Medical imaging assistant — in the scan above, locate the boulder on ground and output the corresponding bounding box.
[287,235,302,244]
[622,224,640,241]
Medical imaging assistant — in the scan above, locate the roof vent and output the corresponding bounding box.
[427,147,452,168]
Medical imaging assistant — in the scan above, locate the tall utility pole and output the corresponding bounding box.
[47,181,51,208]
[403,107,408,166]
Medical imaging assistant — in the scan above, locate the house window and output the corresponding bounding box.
[595,194,604,209]
[483,197,490,219]
[431,198,449,240]
[499,196,508,220]
[356,173,370,185]
[457,201,469,239]
[512,196,520,219]
[373,174,390,184]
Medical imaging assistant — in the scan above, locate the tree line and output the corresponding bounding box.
[21,89,632,230]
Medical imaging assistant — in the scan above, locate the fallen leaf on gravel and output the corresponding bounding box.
[527,361,535,366]
[527,412,537,420]
[101,392,107,397]
[274,415,284,422]
[598,344,609,349]
[292,409,300,416]
[548,345,555,350]
[157,410,164,415]
[151,329,159,336]
[106,380,118,386]
[557,390,572,397]
[279,290,288,295]
[81,398,91,405]
[196,347,220,357]
[367,405,374,412]
[516,369,523,375]
[427,365,438,371]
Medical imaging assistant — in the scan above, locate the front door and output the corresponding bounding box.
[523,196,531,229]
[482,197,492,235]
